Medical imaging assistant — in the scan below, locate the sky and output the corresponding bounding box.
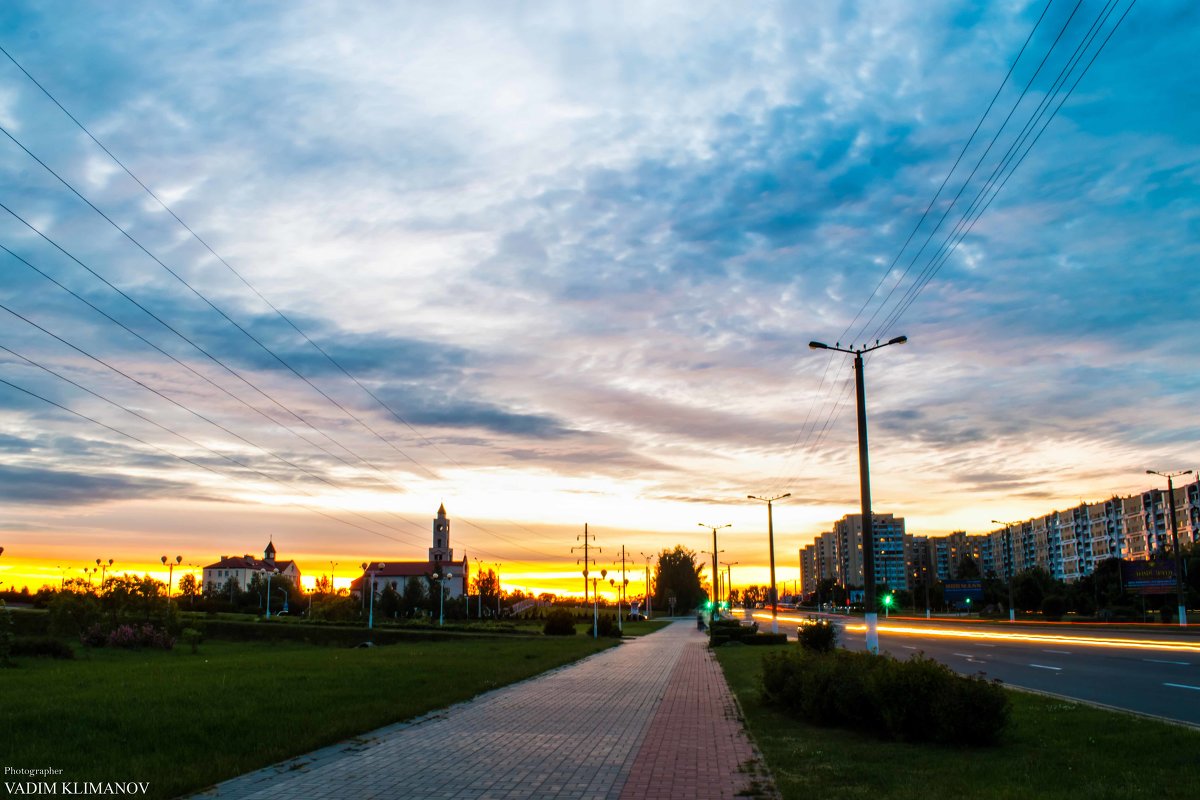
[0,0,1196,596]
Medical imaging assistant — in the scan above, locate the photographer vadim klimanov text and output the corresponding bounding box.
[4,769,149,796]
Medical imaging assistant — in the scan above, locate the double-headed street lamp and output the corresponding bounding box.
[992,520,1020,622]
[810,334,908,654]
[161,555,182,597]
[432,569,454,626]
[1147,469,1193,628]
[699,524,730,621]
[749,493,790,633]
[361,562,385,629]
[262,567,280,618]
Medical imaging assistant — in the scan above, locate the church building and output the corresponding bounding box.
[353,504,469,599]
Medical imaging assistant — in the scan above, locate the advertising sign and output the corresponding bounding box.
[943,579,984,605]
[1121,559,1176,595]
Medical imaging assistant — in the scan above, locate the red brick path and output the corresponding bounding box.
[619,635,765,799]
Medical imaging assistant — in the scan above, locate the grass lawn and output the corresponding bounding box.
[716,646,1200,800]
[1,635,615,799]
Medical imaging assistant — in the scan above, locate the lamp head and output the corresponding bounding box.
[808,341,829,350]
[888,335,908,346]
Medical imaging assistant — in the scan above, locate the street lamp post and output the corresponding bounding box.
[749,493,790,634]
[991,520,1019,622]
[432,570,454,626]
[640,552,653,619]
[699,524,730,621]
[810,334,908,654]
[264,568,280,618]
[161,555,182,598]
[1147,469,1193,627]
[330,561,338,595]
[724,562,738,609]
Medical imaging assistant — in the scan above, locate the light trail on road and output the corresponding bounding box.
[752,611,1200,654]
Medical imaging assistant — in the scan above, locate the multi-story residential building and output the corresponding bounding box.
[924,476,1200,584]
[807,513,908,591]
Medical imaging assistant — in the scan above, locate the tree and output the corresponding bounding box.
[401,577,426,618]
[1012,567,1058,612]
[742,585,761,607]
[652,546,705,613]
[314,574,332,595]
[472,569,500,608]
[956,556,981,579]
[177,574,200,606]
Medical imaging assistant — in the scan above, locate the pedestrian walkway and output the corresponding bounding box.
[193,620,774,800]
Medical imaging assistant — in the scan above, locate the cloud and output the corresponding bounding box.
[0,463,187,505]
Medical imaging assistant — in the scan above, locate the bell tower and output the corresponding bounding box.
[430,504,452,563]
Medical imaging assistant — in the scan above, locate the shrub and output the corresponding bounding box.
[81,623,109,648]
[181,627,203,654]
[104,623,175,650]
[761,649,1009,745]
[593,614,616,638]
[542,609,577,636]
[11,637,75,659]
[1041,595,1067,621]
[797,620,838,653]
[0,601,12,667]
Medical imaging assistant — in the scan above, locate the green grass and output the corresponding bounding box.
[716,646,1200,800]
[1,636,614,799]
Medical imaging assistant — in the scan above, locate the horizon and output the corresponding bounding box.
[0,2,1196,598]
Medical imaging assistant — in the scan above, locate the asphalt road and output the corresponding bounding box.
[747,610,1200,727]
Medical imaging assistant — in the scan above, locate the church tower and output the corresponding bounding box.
[429,504,453,563]
[264,540,277,565]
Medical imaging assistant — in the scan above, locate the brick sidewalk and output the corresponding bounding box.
[192,620,773,800]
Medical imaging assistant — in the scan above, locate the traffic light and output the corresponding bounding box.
[882,594,894,608]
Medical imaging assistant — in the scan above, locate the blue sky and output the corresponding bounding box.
[0,1,1195,589]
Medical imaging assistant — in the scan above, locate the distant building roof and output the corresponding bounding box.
[203,555,297,574]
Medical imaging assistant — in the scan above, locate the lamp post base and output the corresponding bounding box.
[864,612,879,654]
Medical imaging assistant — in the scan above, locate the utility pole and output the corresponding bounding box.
[572,524,599,606]
[1147,469,1193,627]
[810,335,908,654]
[699,524,730,621]
[749,493,790,634]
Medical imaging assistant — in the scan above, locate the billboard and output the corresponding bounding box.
[943,579,984,605]
[1121,559,1176,595]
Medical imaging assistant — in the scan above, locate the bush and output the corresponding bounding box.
[543,609,577,636]
[181,627,203,654]
[104,623,175,650]
[761,649,1010,745]
[1041,595,1067,621]
[592,614,619,638]
[797,620,838,653]
[11,636,75,659]
[0,601,12,667]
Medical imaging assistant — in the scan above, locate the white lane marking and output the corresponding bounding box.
[902,645,917,650]
[1144,658,1190,666]
[953,652,975,658]
[1043,649,1071,655]
[1029,664,1063,671]
[1164,682,1200,691]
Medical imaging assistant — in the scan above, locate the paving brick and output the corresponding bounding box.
[190,621,773,800]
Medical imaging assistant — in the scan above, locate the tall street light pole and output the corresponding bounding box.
[810,335,908,654]
[699,524,730,621]
[1147,469,1193,627]
[748,494,790,633]
[992,520,1019,622]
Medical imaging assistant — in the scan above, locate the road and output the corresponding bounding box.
[747,610,1200,728]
